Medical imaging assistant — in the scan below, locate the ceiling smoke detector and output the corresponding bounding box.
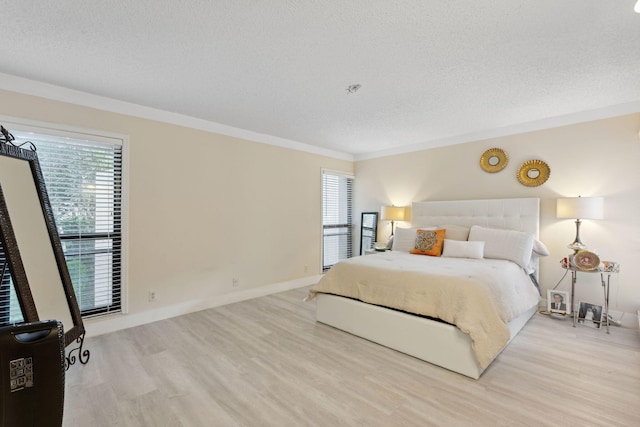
[346,84,361,94]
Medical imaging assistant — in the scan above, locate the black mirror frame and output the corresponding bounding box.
[0,136,85,347]
[360,212,379,255]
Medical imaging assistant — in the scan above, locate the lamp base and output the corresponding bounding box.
[567,241,587,253]
[568,219,587,254]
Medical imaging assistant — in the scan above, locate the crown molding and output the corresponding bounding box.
[3,72,637,164]
[355,100,640,161]
[0,72,354,162]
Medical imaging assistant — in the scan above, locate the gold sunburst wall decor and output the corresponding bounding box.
[517,159,550,187]
[479,148,508,173]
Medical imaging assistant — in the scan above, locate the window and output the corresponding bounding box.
[0,242,25,326]
[322,170,353,271]
[12,130,124,318]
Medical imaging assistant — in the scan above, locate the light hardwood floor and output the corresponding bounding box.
[64,287,640,427]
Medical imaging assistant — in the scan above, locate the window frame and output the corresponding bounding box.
[1,116,129,318]
[321,169,354,272]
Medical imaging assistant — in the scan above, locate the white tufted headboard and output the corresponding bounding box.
[411,198,540,237]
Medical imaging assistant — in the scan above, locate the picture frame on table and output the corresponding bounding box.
[577,302,603,329]
[547,290,570,315]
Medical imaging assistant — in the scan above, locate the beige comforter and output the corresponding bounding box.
[308,251,540,368]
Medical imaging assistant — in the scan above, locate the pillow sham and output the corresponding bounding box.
[533,238,550,256]
[442,239,484,259]
[526,239,549,274]
[410,229,446,256]
[392,227,434,252]
[438,224,471,241]
[468,225,534,269]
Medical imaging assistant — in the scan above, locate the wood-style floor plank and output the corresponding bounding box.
[64,287,640,427]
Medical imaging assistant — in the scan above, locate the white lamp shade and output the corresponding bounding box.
[556,197,604,220]
[381,205,406,221]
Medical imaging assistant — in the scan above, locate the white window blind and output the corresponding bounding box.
[0,243,25,325]
[13,131,124,318]
[322,170,353,271]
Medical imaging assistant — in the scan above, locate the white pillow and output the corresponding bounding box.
[442,239,484,259]
[438,224,470,241]
[533,239,550,256]
[526,239,549,274]
[468,225,534,269]
[392,227,434,252]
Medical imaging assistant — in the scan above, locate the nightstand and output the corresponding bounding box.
[560,257,620,333]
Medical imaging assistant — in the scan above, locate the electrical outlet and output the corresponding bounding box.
[148,291,156,302]
[304,264,309,273]
[232,277,239,287]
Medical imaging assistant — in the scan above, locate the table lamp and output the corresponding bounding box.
[381,205,405,237]
[556,196,603,253]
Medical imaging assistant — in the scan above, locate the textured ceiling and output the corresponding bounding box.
[1,1,639,157]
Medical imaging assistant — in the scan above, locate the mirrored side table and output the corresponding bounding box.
[560,258,620,334]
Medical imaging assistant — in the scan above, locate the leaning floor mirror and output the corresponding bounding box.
[0,125,88,368]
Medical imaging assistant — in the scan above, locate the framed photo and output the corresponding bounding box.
[547,290,570,315]
[577,302,603,329]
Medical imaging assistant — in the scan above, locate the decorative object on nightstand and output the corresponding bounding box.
[365,245,388,255]
[479,148,508,173]
[373,241,389,251]
[381,205,406,238]
[572,250,600,271]
[560,257,619,333]
[556,196,604,253]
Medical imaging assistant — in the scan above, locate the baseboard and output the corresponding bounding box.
[84,275,321,337]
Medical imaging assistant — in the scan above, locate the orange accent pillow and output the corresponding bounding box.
[410,229,446,256]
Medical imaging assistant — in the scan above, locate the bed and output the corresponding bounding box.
[309,198,542,379]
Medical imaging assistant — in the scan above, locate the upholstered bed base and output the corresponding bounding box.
[317,293,537,379]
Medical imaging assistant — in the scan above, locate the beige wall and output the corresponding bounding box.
[355,114,640,318]
[0,89,352,331]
